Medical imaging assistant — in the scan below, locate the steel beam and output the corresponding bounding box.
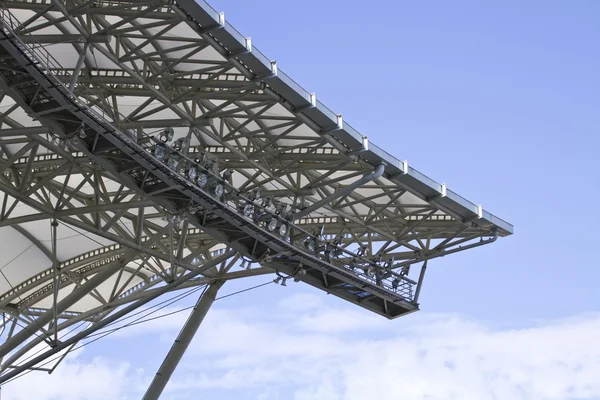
[0,127,51,136]
[19,34,111,44]
[118,118,211,129]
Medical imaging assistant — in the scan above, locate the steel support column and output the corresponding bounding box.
[142,280,225,400]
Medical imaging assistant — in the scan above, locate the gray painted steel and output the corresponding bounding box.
[0,0,513,393]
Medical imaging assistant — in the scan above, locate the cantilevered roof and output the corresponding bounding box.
[0,0,512,322]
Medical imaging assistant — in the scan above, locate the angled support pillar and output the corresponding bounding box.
[142,280,225,400]
[20,35,110,44]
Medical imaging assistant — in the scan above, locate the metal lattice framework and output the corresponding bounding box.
[0,0,512,397]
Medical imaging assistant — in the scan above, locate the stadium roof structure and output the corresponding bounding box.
[0,0,512,397]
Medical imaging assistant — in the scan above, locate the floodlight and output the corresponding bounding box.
[197,173,208,187]
[304,238,317,253]
[367,265,376,277]
[167,154,179,170]
[187,165,198,181]
[214,184,224,198]
[160,127,174,142]
[243,203,254,218]
[325,245,342,259]
[267,218,278,232]
[172,137,188,152]
[154,144,166,161]
[278,223,288,237]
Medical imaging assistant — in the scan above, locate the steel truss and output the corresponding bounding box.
[0,0,512,396]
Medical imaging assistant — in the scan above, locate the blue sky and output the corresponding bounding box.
[199,0,600,320]
[6,1,600,399]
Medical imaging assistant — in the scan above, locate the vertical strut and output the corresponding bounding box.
[142,280,225,400]
[169,215,175,281]
[50,219,59,345]
[413,261,428,304]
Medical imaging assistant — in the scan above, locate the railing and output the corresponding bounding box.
[0,6,62,71]
[0,6,416,302]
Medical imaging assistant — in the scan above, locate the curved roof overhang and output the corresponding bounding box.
[0,0,512,323]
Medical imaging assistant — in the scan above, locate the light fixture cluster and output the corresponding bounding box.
[240,259,253,270]
[303,226,351,263]
[150,129,291,238]
[300,227,412,297]
[236,187,292,239]
[150,128,412,299]
[273,264,306,286]
[151,129,234,202]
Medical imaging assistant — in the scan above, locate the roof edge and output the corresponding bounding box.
[175,0,513,236]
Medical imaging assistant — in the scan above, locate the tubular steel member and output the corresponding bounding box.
[142,280,225,400]
[293,164,385,220]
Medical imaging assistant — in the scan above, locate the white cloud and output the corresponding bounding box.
[173,302,600,400]
[341,313,600,400]
[276,293,323,312]
[3,351,145,400]
[3,295,600,400]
